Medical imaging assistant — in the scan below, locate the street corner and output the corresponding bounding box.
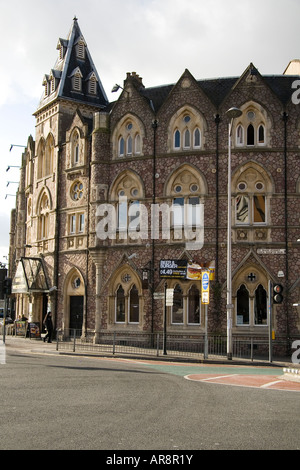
[184,372,300,392]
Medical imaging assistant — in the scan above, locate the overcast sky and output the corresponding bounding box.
[0,0,299,265]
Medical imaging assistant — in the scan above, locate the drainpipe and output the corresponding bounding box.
[53,145,62,334]
[151,119,158,335]
[214,114,220,282]
[84,134,92,338]
[282,111,290,353]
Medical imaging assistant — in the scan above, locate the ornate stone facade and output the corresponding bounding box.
[8,19,300,351]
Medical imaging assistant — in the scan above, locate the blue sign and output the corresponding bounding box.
[202,272,209,291]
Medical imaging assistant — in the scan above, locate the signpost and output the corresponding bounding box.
[159,259,213,359]
[201,270,210,359]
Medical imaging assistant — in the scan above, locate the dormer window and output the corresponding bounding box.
[70,67,83,92]
[43,75,50,97]
[57,39,67,61]
[76,37,86,60]
[87,72,98,95]
[49,74,56,94]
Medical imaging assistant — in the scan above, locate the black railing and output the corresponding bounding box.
[56,329,295,361]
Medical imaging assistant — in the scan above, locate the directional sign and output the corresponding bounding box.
[166,288,174,306]
[201,270,210,304]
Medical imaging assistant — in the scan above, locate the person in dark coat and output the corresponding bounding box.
[43,311,53,343]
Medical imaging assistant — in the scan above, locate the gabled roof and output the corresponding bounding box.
[137,65,297,113]
[36,18,108,113]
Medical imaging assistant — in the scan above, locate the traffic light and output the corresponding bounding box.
[3,277,12,296]
[273,284,283,304]
[0,269,7,300]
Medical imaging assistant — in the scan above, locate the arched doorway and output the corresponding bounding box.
[64,268,85,334]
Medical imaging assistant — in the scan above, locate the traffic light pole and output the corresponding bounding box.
[268,280,273,363]
[2,293,7,344]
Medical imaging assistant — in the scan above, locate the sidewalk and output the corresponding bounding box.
[4,335,59,356]
[3,335,300,385]
[1,334,294,365]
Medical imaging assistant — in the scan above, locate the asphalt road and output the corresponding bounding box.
[0,348,299,451]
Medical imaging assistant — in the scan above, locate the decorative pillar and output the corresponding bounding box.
[89,248,107,343]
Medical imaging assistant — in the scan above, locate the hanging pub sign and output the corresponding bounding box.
[186,262,202,280]
[159,260,187,279]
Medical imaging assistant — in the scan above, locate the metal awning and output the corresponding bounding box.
[12,257,49,294]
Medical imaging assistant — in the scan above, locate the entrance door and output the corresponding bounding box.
[69,296,84,333]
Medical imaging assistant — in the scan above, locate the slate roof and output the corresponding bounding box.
[36,18,108,113]
[36,19,299,116]
[138,74,297,114]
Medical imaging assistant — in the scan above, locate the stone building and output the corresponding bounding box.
[9,18,300,353]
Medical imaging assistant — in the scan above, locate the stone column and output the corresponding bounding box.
[89,248,107,343]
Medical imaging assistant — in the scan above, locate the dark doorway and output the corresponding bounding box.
[69,296,84,333]
[42,294,48,332]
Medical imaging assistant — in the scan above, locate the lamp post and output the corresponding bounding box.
[225,107,242,360]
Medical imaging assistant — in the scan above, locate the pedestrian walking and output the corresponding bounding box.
[43,311,53,343]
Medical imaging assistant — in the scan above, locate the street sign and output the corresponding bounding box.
[166,288,174,306]
[159,260,187,279]
[201,270,210,304]
[153,292,164,300]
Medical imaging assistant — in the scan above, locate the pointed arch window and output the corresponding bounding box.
[174,130,181,149]
[38,193,50,241]
[127,135,132,155]
[116,285,125,323]
[236,284,250,325]
[188,285,200,324]
[45,135,54,176]
[72,131,80,165]
[236,125,244,145]
[37,139,46,180]
[129,284,139,323]
[193,128,201,148]
[254,284,267,325]
[234,106,267,147]
[183,129,191,149]
[135,134,141,154]
[258,124,265,144]
[116,118,144,158]
[172,284,184,324]
[171,110,204,151]
[247,124,255,146]
[119,137,125,157]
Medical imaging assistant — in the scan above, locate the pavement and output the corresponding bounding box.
[2,335,300,391]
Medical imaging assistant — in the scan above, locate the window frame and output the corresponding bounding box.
[68,212,85,235]
[235,282,268,327]
[114,283,140,324]
[235,193,266,226]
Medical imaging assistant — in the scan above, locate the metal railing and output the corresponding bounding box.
[56,329,293,361]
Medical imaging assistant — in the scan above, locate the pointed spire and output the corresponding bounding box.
[36,18,108,112]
